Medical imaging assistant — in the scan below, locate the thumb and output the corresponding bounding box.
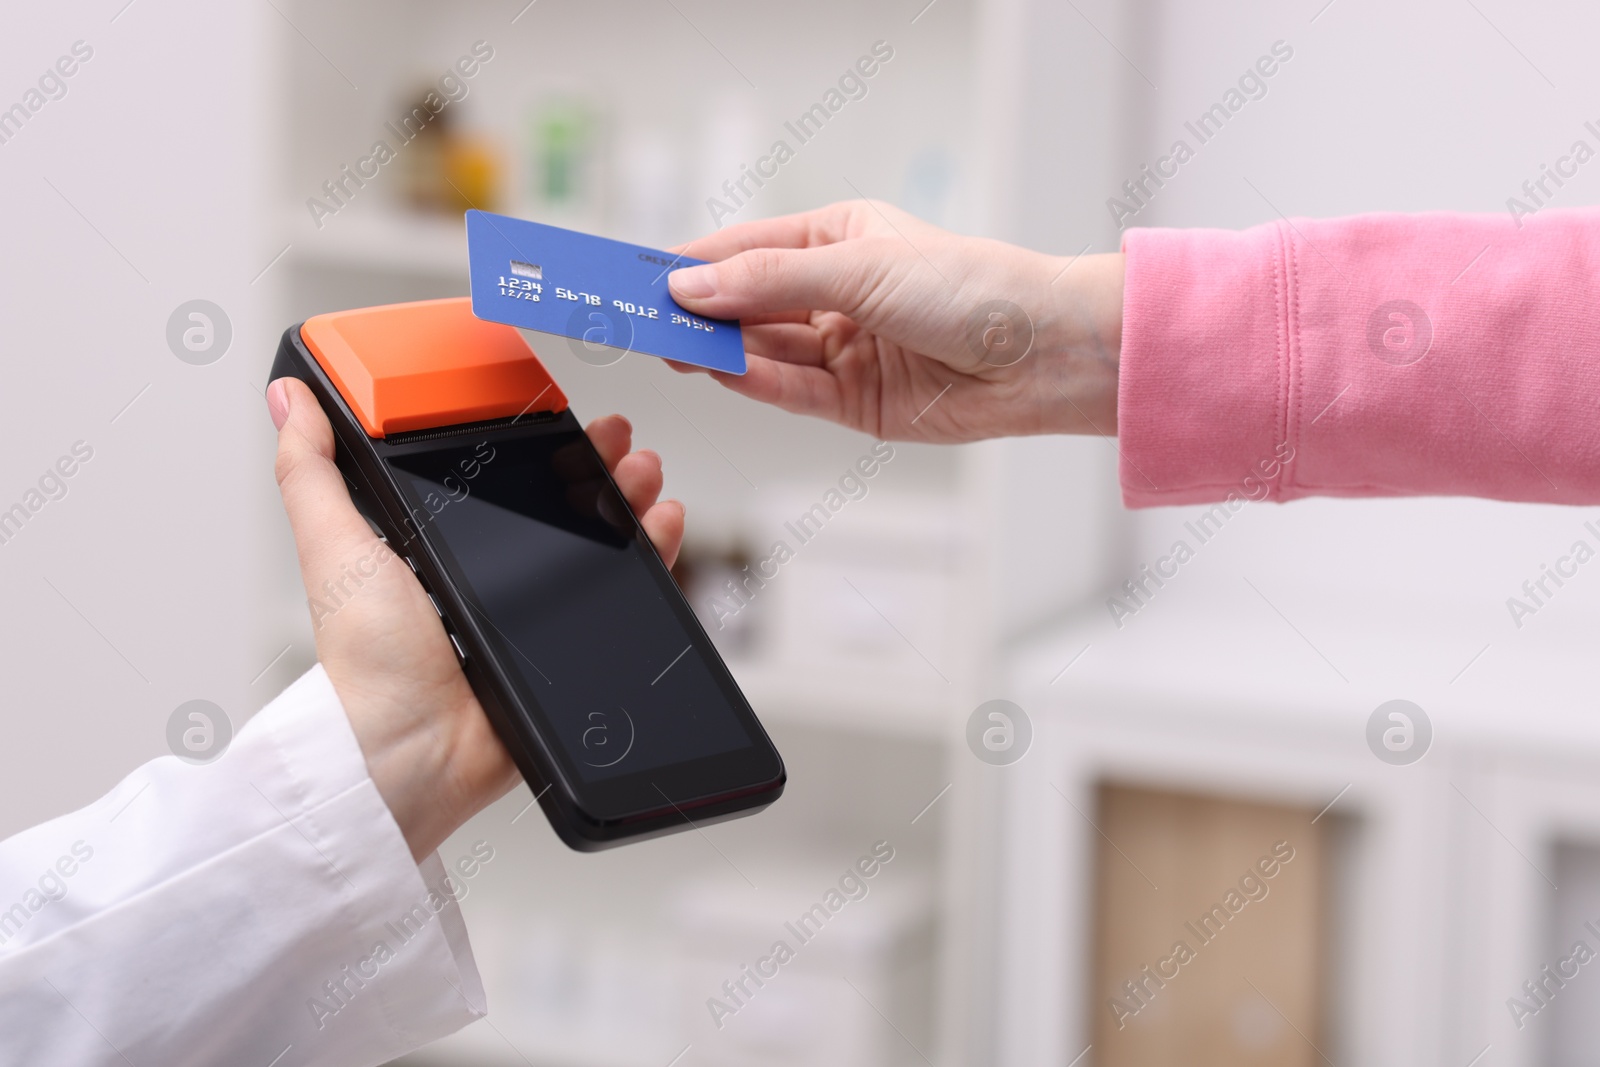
[269,377,380,587]
[667,241,901,324]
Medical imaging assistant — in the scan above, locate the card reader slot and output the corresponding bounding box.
[382,409,562,445]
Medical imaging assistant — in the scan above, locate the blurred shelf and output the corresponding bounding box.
[397,1024,663,1067]
[1008,596,1600,767]
[284,209,468,279]
[728,658,956,741]
[271,6,998,1065]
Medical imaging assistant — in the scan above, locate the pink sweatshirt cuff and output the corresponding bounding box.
[1118,209,1600,508]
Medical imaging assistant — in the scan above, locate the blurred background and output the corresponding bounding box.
[3,0,1600,1064]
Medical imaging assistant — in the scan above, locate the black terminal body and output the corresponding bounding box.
[272,322,784,850]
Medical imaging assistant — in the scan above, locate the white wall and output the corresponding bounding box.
[0,2,281,836]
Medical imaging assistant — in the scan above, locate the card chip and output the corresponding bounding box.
[510,260,542,279]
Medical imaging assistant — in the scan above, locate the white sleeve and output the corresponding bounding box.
[0,665,486,1067]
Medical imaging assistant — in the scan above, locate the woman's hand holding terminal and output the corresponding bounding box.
[267,377,685,861]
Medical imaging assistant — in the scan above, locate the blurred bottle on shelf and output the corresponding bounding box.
[395,83,504,217]
[672,542,763,660]
[443,133,501,213]
[526,97,607,228]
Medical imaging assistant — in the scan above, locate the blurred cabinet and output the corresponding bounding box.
[1544,844,1600,1067]
[266,3,1128,1066]
[671,872,937,1067]
[1089,785,1326,1067]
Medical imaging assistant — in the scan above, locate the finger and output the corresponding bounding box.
[705,355,844,423]
[666,314,815,377]
[743,321,825,368]
[667,203,858,260]
[741,309,815,327]
[668,240,904,325]
[612,450,664,515]
[640,500,685,568]
[584,414,633,471]
[269,378,381,582]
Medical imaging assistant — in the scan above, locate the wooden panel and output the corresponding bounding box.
[1089,784,1326,1067]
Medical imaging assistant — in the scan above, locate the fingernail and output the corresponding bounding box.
[266,379,290,431]
[669,264,717,299]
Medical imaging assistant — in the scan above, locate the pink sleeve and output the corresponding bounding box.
[1117,208,1600,507]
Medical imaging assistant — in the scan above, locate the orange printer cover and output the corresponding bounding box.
[299,297,567,438]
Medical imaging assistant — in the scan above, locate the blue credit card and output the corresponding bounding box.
[466,210,747,375]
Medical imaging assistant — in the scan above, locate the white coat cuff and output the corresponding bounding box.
[247,663,489,1049]
[0,664,486,1067]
